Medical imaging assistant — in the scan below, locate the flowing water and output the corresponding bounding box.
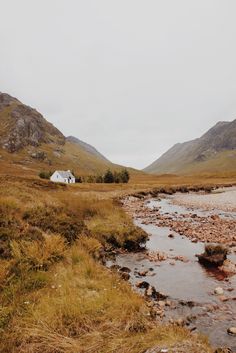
[108,196,236,350]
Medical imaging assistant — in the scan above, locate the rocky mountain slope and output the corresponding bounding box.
[144,119,236,174]
[66,136,109,162]
[0,92,122,176]
[0,93,65,152]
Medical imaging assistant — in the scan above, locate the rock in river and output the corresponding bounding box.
[197,244,228,267]
[227,327,236,335]
[214,287,224,295]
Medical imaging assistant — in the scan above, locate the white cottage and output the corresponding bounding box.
[50,170,76,184]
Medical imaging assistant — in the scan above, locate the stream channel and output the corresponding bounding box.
[108,194,236,351]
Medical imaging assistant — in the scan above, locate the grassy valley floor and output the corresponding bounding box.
[1,174,235,352]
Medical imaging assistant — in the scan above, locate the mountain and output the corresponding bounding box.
[66,136,109,162]
[0,93,65,152]
[144,119,236,174]
[0,92,122,176]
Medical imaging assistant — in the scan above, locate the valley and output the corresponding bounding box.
[1,91,236,352]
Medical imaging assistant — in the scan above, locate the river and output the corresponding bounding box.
[108,190,236,351]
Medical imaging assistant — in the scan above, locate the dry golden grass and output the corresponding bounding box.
[6,240,212,353]
[0,174,230,352]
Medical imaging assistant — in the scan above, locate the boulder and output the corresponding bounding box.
[227,327,236,335]
[197,244,228,267]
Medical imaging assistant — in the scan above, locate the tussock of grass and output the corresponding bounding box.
[87,209,147,250]
[11,234,66,270]
[205,244,228,256]
[6,241,212,353]
[23,204,85,244]
[55,192,148,250]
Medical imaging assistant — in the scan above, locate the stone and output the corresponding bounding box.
[227,327,236,335]
[146,285,155,297]
[215,348,232,353]
[191,238,198,243]
[157,300,166,308]
[135,281,149,289]
[138,269,149,276]
[227,287,234,292]
[120,272,130,281]
[219,259,236,274]
[110,264,121,271]
[218,295,229,302]
[214,287,224,295]
[119,266,131,273]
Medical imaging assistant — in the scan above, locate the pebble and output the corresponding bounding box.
[214,287,224,295]
[218,295,229,302]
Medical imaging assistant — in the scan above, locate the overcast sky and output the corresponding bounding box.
[1,1,236,168]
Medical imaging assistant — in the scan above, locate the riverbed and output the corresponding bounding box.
[109,188,236,351]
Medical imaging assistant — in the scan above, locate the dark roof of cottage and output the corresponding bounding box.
[56,170,75,178]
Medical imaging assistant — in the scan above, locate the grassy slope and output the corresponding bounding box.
[145,149,236,176]
[182,150,236,174]
[0,140,140,178]
[144,120,236,175]
[0,175,221,353]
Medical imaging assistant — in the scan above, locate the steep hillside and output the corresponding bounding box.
[0,92,65,152]
[144,119,236,174]
[0,92,122,176]
[67,135,109,162]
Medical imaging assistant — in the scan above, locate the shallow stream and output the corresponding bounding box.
[109,195,236,350]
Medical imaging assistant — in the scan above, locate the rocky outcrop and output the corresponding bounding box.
[0,92,65,152]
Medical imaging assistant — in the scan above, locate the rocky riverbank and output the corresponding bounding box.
[111,189,236,351]
[122,193,236,247]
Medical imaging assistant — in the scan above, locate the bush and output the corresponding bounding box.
[103,169,130,184]
[121,168,130,183]
[104,170,114,183]
[75,176,82,183]
[38,171,52,180]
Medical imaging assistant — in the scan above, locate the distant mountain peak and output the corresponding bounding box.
[66,136,109,162]
[144,119,236,174]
